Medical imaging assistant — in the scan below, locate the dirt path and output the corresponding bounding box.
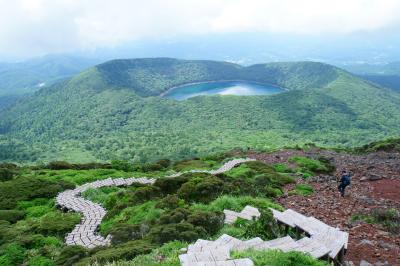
[247,149,400,265]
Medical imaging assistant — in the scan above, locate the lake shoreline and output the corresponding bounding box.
[159,79,289,97]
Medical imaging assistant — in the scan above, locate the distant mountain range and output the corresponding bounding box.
[1,58,399,163]
[342,61,400,91]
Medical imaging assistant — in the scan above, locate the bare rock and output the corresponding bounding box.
[360,260,373,266]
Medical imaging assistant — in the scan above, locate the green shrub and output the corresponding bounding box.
[18,234,61,249]
[141,163,164,172]
[155,159,171,168]
[35,211,81,236]
[0,243,26,265]
[85,240,155,263]
[0,163,17,169]
[55,245,88,266]
[126,241,186,266]
[239,210,280,240]
[0,177,74,209]
[27,256,55,266]
[177,176,224,203]
[290,184,314,196]
[101,201,163,235]
[47,161,74,170]
[109,223,150,245]
[233,249,328,266]
[225,164,255,179]
[154,175,189,195]
[264,187,283,198]
[148,222,205,244]
[0,210,25,223]
[111,160,133,172]
[273,163,294,173]
[191,195,283,213]
[129,186,161,204]
[289,156,330,174]
[156,195,186,210]
[0,168,14,182]
[186,210,224,235]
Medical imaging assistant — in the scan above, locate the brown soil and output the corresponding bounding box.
[246,149,400,265]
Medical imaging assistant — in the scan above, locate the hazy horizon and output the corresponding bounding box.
[1,0,400,64]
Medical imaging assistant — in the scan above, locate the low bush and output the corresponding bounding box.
[27,256,55,266]
[55,245,88,266]
[289,184,314,196]
[111,160,133,172]
[237,210,280,240]
[81,240,155,264]
[109,223,150,245]
[46,161,74,170]
[0,168,14,182]
[0,243,26,265]
[289,156,332,174]
[35,211,81,236]
[233,249,328,266]
[129,186,161,204]
[156,194,186,210]
[273,163,294,173]
[0,210,25,223]
[154,175,190,195]
[192,195,283,213]
[177,175,224,203]
[0,177,74,209]
[148,222,205,244]
[126,241,186,266]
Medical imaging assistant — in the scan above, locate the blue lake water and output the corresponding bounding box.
[163,81,284,100]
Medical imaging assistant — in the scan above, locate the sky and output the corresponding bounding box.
[1,0,400,62]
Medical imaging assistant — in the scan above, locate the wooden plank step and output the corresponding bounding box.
[254,236,298,252]
[295,237,331,259]
[195,258,254,266]
[214,234,243,249]
[275,209,309,227]
[311,227,348,258]
[233,237,264,251]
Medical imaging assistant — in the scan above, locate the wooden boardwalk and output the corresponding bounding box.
[179,207,349,266]
[55,158,255,248]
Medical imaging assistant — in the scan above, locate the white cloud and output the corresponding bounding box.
[0,0,399,58]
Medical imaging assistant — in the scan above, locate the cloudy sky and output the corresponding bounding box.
[1,0,400,60]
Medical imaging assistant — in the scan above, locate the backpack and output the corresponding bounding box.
[342,174,351,185]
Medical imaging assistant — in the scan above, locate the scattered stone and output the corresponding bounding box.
[358,239,374,246]
[360,260,373,266]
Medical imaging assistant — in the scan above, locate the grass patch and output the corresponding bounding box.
[289,184,314,196]
[191,195,283,213]
[100,201,164,234]
[352,208,399,234]
[288,156,334,177]
[232,249,328,266]
[99,241,186,266]
[224,164,256,179]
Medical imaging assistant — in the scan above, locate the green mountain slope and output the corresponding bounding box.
[343,61,400,91]
[0,58,399,163]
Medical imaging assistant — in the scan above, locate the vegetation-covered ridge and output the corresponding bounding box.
[1,58,400,163]
[0,152,328,266]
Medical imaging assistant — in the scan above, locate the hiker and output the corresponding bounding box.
[338,170,351,197]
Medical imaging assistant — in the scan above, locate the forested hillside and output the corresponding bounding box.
[0,58,399,163]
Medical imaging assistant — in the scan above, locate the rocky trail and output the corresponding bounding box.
[248,149,400,266]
